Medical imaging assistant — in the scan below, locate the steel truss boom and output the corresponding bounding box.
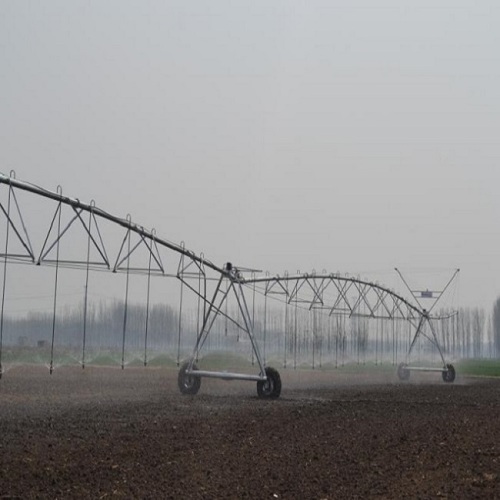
[0,172,459,393]
[242,273,423,320]
[0,172,223,275]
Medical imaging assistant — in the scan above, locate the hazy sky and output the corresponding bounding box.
[1,1,499,310]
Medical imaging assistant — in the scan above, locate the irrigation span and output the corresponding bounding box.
[0,172,458,397]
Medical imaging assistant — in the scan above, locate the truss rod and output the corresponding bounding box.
[245,274,422,317]
[0,174,222,275]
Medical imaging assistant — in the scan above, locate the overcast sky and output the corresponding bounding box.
[1,1,499,310]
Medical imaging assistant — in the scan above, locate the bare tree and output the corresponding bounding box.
[458,308,471,358]
[471,307,485,358]
[492,298,500,358]
[487,315,493,358]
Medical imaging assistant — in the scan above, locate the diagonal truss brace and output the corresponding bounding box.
[405,312,447,367]
[38,203,110,268]
[113,223,164,274]
[0,186,35,262]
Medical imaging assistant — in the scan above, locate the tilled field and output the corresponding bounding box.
[0,365,499,499]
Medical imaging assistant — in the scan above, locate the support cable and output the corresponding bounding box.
[143,246,152,367]
[294,288,298,370]
[263,283,267,366]
[224,278,229,337]
[121,225,131,370]
[196,266,202,352]
[177,267,184,367]
[190,273,225,361]
[251,273,256,366]
[199,280,229,353]
[82,206,93,370]
[335,316,339,369]
[49,195,63,375]
[392,319,396,366]
[0,183,13,379]
[283,282,288,368]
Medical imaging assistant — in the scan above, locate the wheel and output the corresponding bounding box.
[257,367,281,399]
[178,361,201,395]
[442,364,456,383]
[397,362,410,381]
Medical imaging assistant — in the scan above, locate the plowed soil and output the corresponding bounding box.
[1,365,499,499]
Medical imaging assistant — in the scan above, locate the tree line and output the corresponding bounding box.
[3,300,178,350]
[2,299,500,363]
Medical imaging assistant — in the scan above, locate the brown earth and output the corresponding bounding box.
[0,364,499,499]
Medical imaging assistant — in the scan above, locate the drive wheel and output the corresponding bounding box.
[257,367,281,399]
[442,364,456,383]
[178,361,201,395]
[397,362,410,381]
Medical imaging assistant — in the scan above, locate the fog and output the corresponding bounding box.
[1,1,500,311]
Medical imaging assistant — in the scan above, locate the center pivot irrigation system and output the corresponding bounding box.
[0,172,459,398]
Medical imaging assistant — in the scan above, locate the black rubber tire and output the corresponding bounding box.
[397,362,410,381]
[178,361,201,395]
[442,363,456,383]
[257,367,281,399]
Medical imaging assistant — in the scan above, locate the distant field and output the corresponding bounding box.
[456,359,500,377]
[3,346,500,377]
